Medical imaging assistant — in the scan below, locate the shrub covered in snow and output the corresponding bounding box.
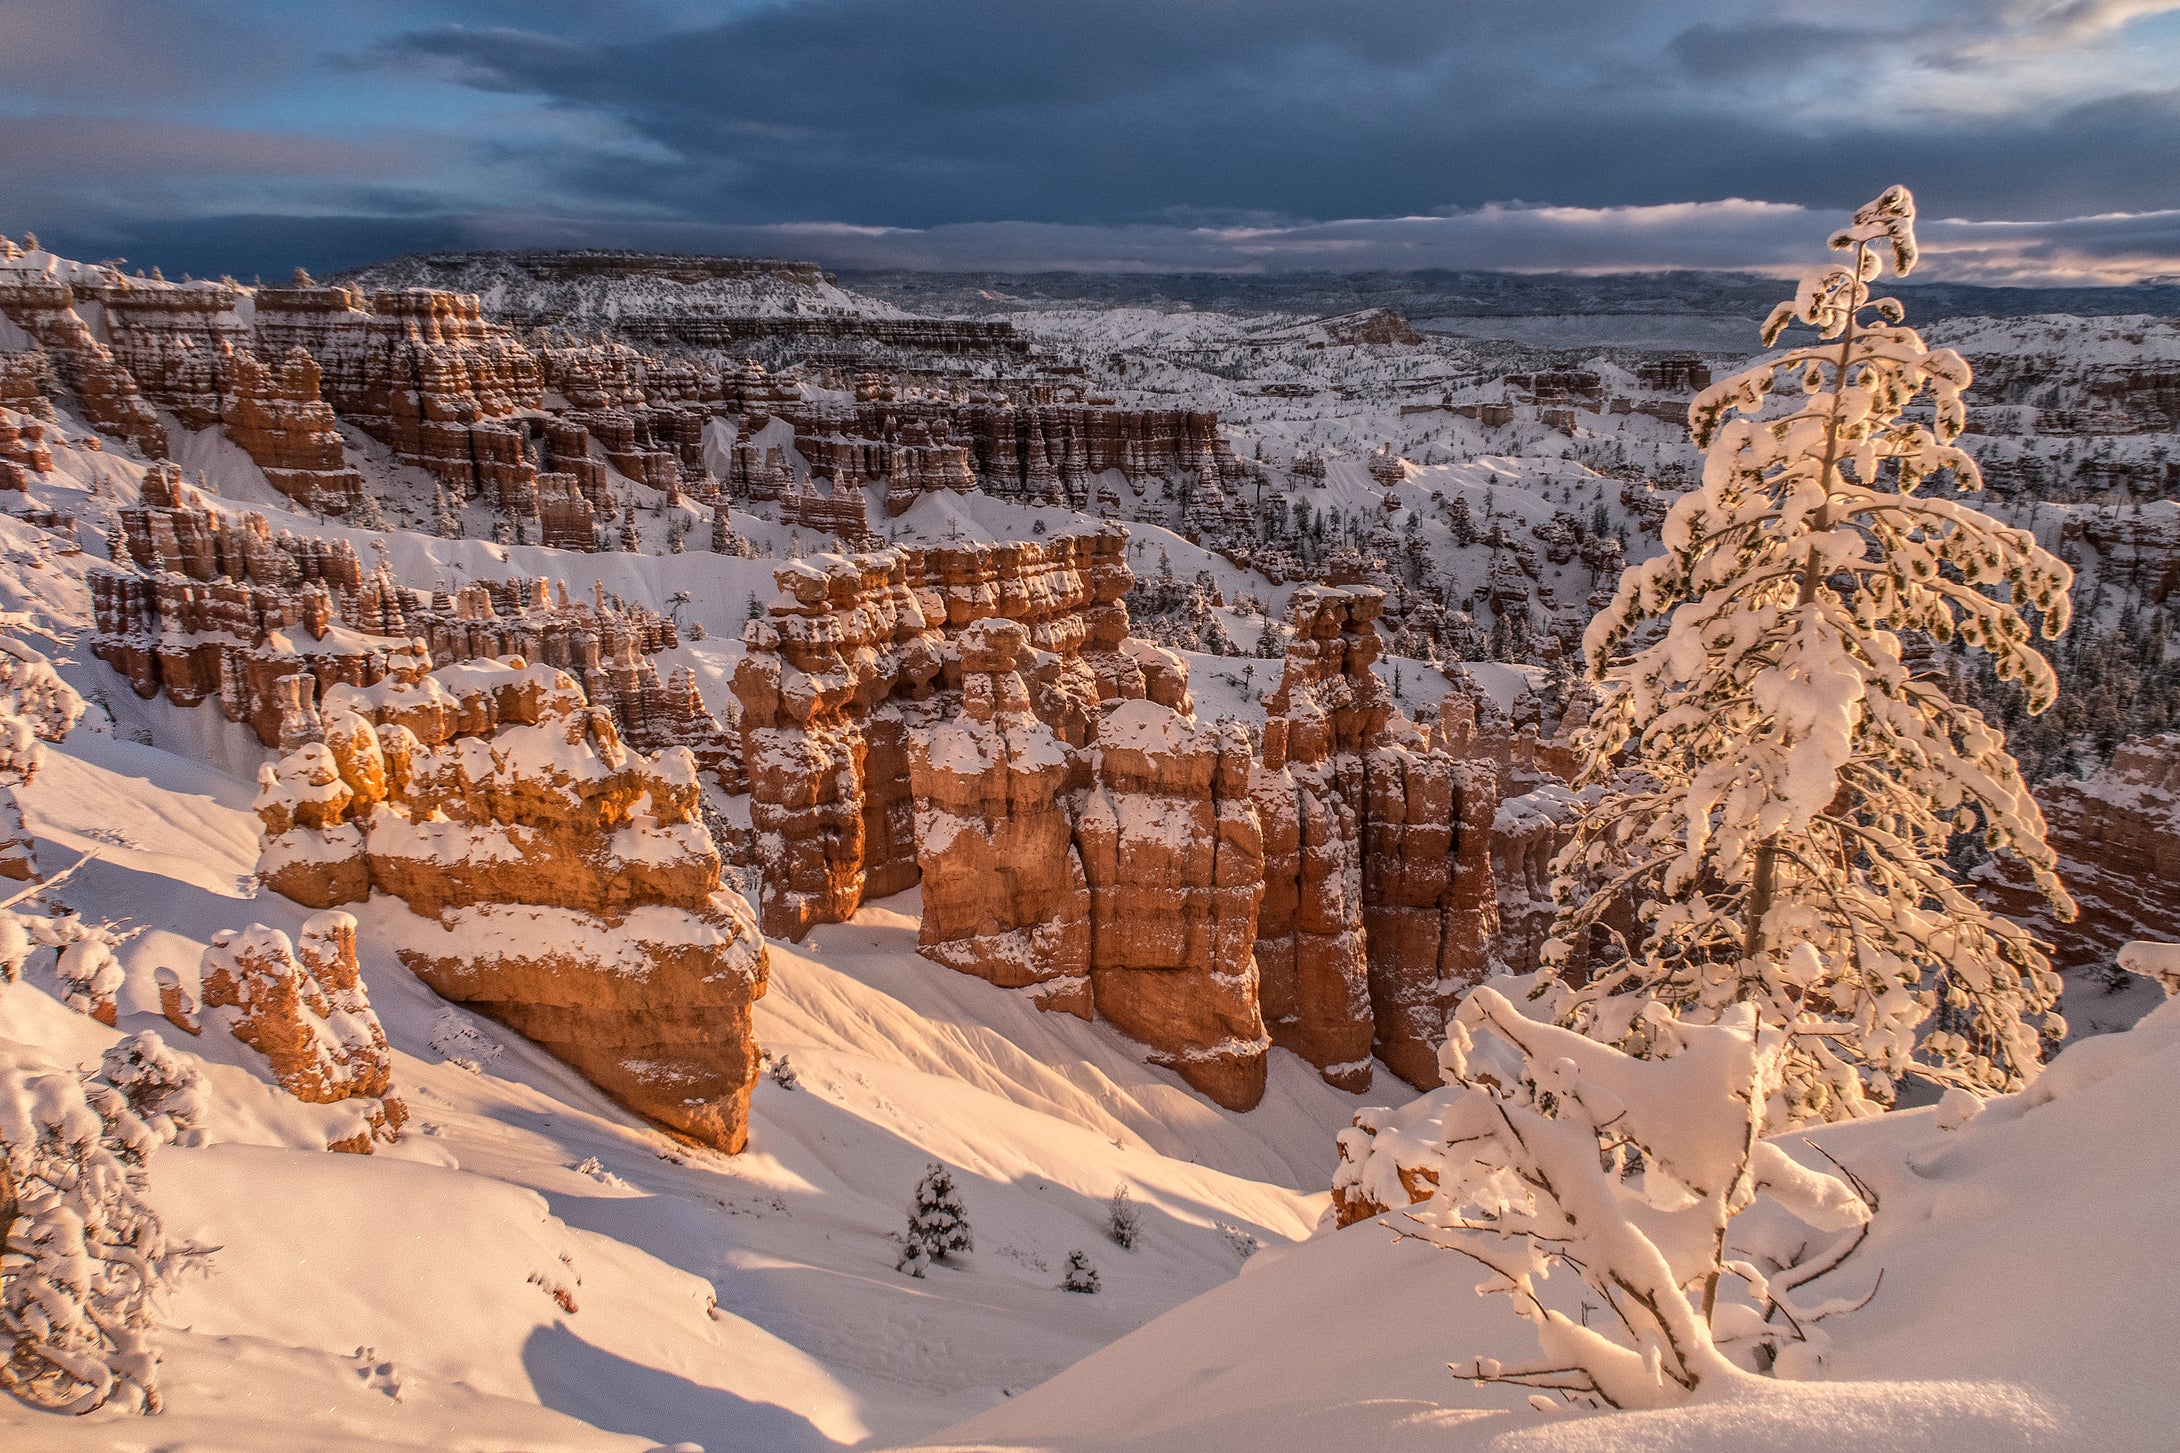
[1060,1250,1100,1293]
[0,629,84,762]
[1105,1183,1141,1250]
[1,1050,191,1414]
[97,1032,204,1148]
[1545,187,2077,1121]
[895,1163,972,1275]
[1382,986,1871,1411]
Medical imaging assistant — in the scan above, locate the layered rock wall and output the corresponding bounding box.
[90,466,724,764]
[253,657,769,1151]
[1075,699,1268,1108]
[0,275,168,457]
[254,282,543,502]
[1983,735,2180,972]
[731,551,944,940]
[909,618,1089,1012]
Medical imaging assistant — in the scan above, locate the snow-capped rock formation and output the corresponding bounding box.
[253,658,770,1152]
[910,616,1091,1012]
[1248,590,1382,1090]
[220,347,366,514]
[1982,733,2180,971]
[724,530,1584,1105]
[0,249,168,458]
[1076,698,1269,1109]
[90,465,720,763]
[253,279,544,504]
[199,913,406,1153]
[1248,585,1513,1092]
[732,550,945,941]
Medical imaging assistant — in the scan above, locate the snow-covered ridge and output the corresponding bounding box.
[336,250,917,324]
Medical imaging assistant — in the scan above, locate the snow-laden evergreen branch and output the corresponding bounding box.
[1542,186,2076,1122]
[1393,988,1869,1409]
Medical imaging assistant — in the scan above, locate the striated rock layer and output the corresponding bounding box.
[90,465,725,768]
[1076,699,1269,1108]
[1983,734,2180,972]
[252,656,770,1152]
[909,618,1090,1013]
[200,912,406,1153]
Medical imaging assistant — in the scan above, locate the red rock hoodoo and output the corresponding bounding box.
[252,657,770,1152]
[200,912,407,1153]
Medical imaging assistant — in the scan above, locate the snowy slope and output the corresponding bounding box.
[0,650,1388,1451]
[915,995,2180,1452]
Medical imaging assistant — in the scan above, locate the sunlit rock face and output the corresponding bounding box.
[911,617,1092,1014]
[1984,734,2180,972]
[200,912,408,1154]
[253,657,769,1154]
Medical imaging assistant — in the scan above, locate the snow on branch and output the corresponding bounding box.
[1380,987,1870,1411]
[1544,185,2076,1122]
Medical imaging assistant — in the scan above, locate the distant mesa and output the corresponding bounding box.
[333,248,1032,360]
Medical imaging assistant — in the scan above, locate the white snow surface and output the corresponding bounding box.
[915,991,2180,1452]
[5,277,2179,1450]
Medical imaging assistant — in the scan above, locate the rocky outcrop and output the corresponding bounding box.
[90,466,725,766]
[1432,690,1588,979]
[0,406,50,493]
[253,658,770,1152]
[199,912,406,1153]
[222,347,366,514]
[0,274,167,457]
[732,551,944,940]
[909,618,1090,1012]
[1076,699,1268,1109]
[335,248,1029,359]
[1249,589,1388,1090]
[253,281,543,504]
[0,350,50,417]
[1981,736,2180,972]
[1329,1083,1451,1228]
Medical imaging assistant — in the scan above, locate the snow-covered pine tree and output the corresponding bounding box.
[430,482,463,539]
[1542,186,2077,1123]
[1,1055,189,1413]
[1060,1250,1100,1294]
[896,1163,971,1274]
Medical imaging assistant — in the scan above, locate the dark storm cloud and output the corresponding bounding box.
[5,0,2179,280]
[358,0,2180,226]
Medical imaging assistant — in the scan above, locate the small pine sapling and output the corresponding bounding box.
[1544,186,2077,1122]
[1105,1183,1142,1250]
[895,1163,972,1275]
[1060,1250,1100,1294]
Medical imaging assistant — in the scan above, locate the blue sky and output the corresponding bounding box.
[4,0,2178,280]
